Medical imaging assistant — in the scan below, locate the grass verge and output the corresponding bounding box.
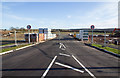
[92,43,120,55]
[1,43,14,46]
[1,44,31,53]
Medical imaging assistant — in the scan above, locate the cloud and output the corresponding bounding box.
[5,14,35,21]
[64,2,118,29]
[2,2,118,29]
[0,3,2,28]
[67,15,72,19]
[71,3,118,29]
[2,5,10,10]
[87,2,117,19]
[95,3,118,28]
[39,21,45,24]
[81,2,118,28]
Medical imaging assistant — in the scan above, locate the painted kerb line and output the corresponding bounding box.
[55,62,84,73]
[41,56,57,78]
[72,55,96,78]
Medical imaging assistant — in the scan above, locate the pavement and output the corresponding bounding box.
[2,34,120,78]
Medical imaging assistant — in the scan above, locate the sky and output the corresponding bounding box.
[1,2,118,29]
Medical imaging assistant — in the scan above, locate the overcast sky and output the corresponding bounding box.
[1,2,118,29]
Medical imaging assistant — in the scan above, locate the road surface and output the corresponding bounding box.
[2,34,120,78]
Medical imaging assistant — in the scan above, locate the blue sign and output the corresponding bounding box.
[39,28,44,33]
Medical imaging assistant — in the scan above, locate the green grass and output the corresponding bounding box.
[109,43,120,47]
[52,31,111,35]
[89,32,111,35]
[92,43,120,55]
[1,44,31,53]
[1,43,14,46]
[52,32,73,35]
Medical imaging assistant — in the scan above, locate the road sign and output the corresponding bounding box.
[27,25,31,44]
[91,25,95,30]
[90,25,95,44]
[27,25,31,29]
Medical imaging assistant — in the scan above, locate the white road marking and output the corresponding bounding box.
[61,43,66,48]
[0,42,42,55]
[72,55,96,78]
[61,48,66,50]
[55,62,84,73]
[41,56,57,78]
[59,53,71,57]
[59,43,66,49]
[59,43,62,48]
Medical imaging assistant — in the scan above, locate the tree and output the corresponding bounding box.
[10,27,16,30]
[20,27,26,33]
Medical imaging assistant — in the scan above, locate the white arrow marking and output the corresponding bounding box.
[59,43,66,50]
[61,43,66,48]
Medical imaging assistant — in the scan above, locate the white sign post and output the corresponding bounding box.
[14,30,17,45]
[104,31,106,47]
[91,25,95,44]
[59,29,60,41]
[27,25,31,44]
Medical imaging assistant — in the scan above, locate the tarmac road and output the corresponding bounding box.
[2,34,120,78]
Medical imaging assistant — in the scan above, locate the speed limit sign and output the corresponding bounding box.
[91,25,95,30]
[90,25,95,44]
[27,25,31,29]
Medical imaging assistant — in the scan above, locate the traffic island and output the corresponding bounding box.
[84,43,120,58]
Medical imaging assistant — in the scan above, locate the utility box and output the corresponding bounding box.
[38,33,44,42]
